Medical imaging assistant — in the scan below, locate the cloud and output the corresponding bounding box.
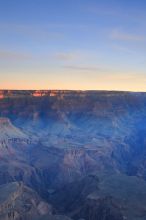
[0,50,32,60]
[111,45,135,54]
[54,52,79,61]
[53,50,95,62]
[110,29,145,42]
[62,65,106,72]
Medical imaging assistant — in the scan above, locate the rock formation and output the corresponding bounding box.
[0,90,146,219]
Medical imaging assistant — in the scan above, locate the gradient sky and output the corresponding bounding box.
[0,0,146,91]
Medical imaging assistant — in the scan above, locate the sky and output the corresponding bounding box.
[0,0,146,91]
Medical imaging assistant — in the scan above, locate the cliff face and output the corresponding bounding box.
[74,196,124,220]
[0,91,146,220]
[0,182,73,220]
[1,90,145,182]
[0,182,52,220]
[0,91,146,184]
[50,173,146,220]
[0,117,30,156]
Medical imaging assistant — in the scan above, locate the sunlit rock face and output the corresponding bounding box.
[0,90,146,220]
[0,117,30,159]
[0,91,4,99]
[0,117,28,140]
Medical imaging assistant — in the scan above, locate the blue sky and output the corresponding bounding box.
[0,0,146,90]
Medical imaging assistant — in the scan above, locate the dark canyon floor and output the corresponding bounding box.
[0,90,146,220]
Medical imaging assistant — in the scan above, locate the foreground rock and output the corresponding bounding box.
[0,182,72,220]
[50,173,146,220]
[0,182,52,220]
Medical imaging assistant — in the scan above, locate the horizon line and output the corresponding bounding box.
[0,89,146,93]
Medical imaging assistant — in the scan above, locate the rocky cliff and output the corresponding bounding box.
[0,90,146,220]
[0,182,72,220]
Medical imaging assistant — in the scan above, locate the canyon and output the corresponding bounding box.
[0,90,146,220]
